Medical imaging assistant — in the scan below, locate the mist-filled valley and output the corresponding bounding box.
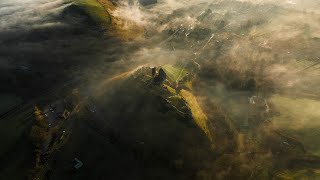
[0,0,320,179]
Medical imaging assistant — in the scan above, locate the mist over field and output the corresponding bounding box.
[1,0,320,179]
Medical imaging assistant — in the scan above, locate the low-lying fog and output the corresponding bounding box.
[0,0,126,98]
[1,0,320,175]
[104,0,320,157]
[1,0,319,94]
[108,0,320,104]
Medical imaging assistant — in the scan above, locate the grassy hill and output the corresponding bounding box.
[48,71,215,180]
[73,0,111,29]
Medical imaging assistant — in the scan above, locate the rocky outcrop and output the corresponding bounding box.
[153,68,166,85]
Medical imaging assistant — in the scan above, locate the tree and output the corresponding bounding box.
[34,106,47,128]
[29,106,49,148]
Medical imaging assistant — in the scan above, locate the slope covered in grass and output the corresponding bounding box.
[179,89,212,141]
[73,0,111,28]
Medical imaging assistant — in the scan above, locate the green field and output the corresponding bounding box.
[163,64,188,82]
[0,94,22,114]
[0,106,33,157]
[271,95,320,156]
[0,104,34,179]
[73,0,111,28]
[276,169,320,180]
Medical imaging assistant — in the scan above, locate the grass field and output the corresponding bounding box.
[0,106,33,157]
[0,104,34,179]
[275,169,320,180]
[0,94,22,115]
[163,64,188,83]
[73,0,111,28]
[180,89,212,141]
[271,95,320,156]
